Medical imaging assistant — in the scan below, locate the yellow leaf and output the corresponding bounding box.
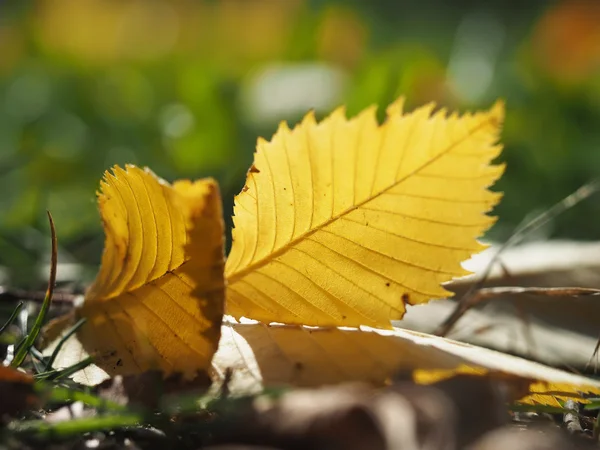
[212,319,600,406]
[225,99,505,328]
[69,165,225,379]
[41,102,600,410]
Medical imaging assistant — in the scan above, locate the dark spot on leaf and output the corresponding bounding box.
[294,362,304,371]
[242,185,249,192]
[116,359,123,367]
[402,293,410,303]
[366,222,369,226]
[342,315,347,319]
[249,164,260,173]
[385,282,390,287]
[283,187,287,191]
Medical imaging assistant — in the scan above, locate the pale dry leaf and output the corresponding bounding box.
[211,318,600,407]
[226,98,505,328]
[47,165,225,380]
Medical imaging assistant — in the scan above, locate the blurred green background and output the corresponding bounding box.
[1,0,600,287]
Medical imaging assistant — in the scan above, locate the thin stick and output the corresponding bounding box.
[435,179,600,337]
[0,287,77,305]
[564,400,583,434]
[11,211,58,367]
[585,333,600,374]
[435,286,600,337]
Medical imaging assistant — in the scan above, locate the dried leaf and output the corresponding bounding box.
[50,165,225,380]
[226,99,504,328]
[0,366,37,417]
[205,377,508,450]
[211,319,600,407]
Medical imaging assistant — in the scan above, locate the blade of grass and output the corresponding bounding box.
[29,346,47,373]
[52,356,94,380]
[35,356,94,381]
[8,414,143,439]
[11,211,57,368]
[36,383,126,412]
[0,301,24,335]
[29,346,45,361]
[44,318,86,371]
[12,334,26,355]
[584,399,600,410]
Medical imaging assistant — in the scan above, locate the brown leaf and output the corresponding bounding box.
[207,375,509,450]
[0,365,37,418]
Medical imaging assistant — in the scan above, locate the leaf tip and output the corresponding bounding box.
[302,109,318,124]
[488,99,506,128]
[277,120,291,133]
[386,96,405,117]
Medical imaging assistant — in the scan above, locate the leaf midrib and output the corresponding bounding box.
[226,116,496,284]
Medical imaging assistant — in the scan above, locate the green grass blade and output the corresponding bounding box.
[11,212,57,368]
[8,414,142,439]
[53,356,94,380]
[0,301,24,336]
[35,356,94,381]
[584,399,600,410]
[29,346,48,373]
[36,382,126,412]
[44,318,86,371]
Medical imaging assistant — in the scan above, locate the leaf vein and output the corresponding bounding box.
[339,216,480,252]
[227,116,494,283]
[319,228,463,277]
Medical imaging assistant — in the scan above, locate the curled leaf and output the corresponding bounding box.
[50,165,225,381]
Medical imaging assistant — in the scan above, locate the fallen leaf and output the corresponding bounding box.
[211,318,600,407]
[44,101,600,412]
[48,165,225,380]
[205,376,507,450]
[0,365,37,417]
[225,99,505,328]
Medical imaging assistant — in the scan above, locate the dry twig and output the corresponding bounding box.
[436,178,600,337]
[435,287,600,337]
